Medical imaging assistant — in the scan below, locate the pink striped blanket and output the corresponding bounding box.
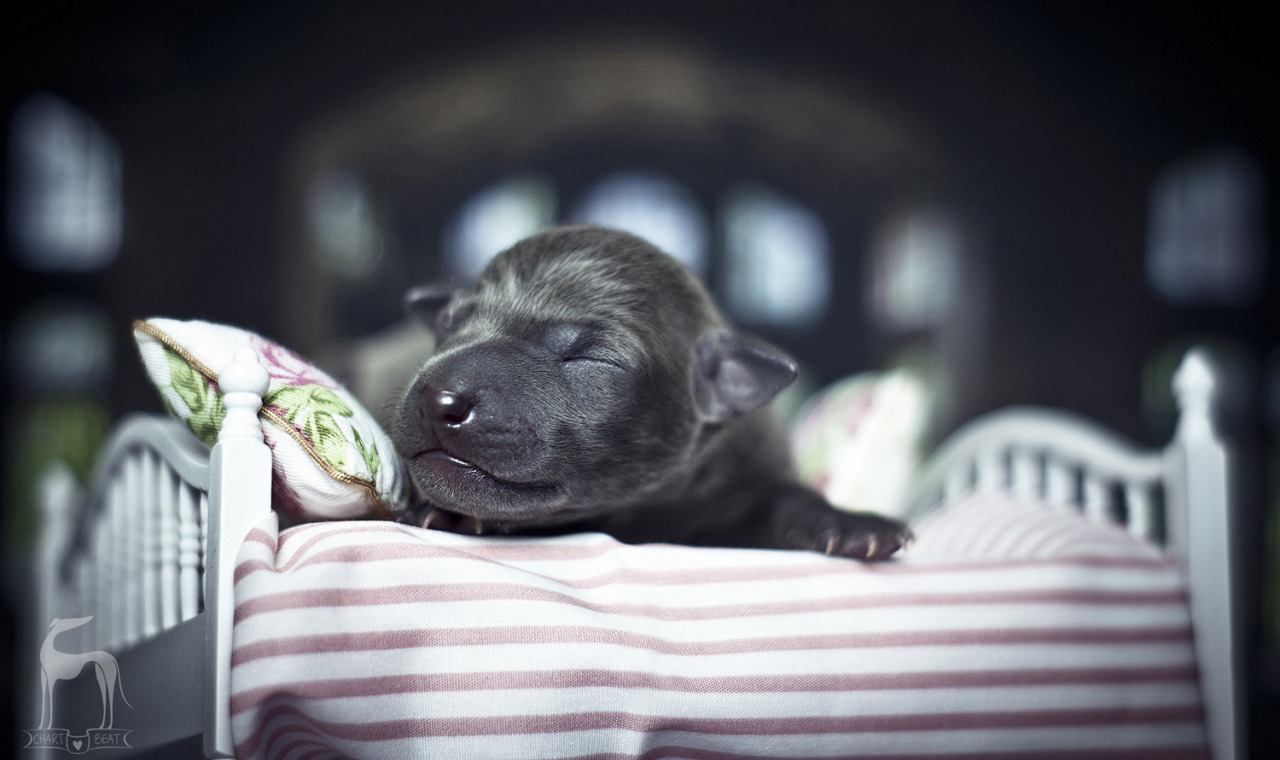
[230,494,1208,759]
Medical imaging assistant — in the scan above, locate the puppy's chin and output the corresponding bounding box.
[409,450,569,521]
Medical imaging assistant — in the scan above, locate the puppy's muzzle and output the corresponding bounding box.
[407,377,548,487]
[405,342,553,486]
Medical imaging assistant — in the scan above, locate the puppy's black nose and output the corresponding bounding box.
[418,388,475,428]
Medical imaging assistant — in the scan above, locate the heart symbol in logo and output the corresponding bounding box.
[72,739,83,751]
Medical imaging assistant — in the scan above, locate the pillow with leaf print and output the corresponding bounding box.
[133,317,409,521]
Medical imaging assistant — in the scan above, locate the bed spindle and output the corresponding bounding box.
[199,493,209,607]
[1125,483,1156,542]
[178,481,202,620]
[124,455,142,648]
[140,451,160,640]
[976,448,1002,493]
[943,464,969,501]
[159,467,180,630]
[1044,457,1073,506]
[1011,448,1038,500]
[92,500,111,649]
[1082,474,1109,524]
[107,477,124,650]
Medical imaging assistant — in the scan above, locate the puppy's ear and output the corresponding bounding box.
[404,283,454,328]
[694,330,798,422]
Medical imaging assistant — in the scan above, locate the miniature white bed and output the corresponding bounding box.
[28,347,1240,759]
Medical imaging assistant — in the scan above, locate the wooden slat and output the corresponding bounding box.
[178,483,202,621]
[1083,474,1109,524]
[141,451,160,640]
[159,466,180,630]
[1126,483,1155,543]
[1011,448,1039,499]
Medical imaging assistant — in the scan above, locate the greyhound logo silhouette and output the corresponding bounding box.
[24,616,133,754]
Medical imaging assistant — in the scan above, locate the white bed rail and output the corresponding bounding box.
[908,348,1240,760]
[911,406,1168,541]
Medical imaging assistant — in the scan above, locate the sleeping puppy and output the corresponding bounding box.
[391,225,910,560]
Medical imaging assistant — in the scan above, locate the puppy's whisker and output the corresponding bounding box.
[381,389,407,414]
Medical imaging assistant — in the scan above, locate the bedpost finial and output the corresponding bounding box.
[220,348,270,397]
[1172,347,1216,441]
[218,348,269,442]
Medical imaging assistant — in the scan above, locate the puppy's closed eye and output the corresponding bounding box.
[563,354,625,372]
[542,325,621,367]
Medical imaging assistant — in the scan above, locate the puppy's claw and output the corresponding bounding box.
[798,511,911,561]
[419,508,484,536]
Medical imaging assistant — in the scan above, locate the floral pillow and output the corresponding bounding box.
[133,317,409,521]
[790,369,932,519]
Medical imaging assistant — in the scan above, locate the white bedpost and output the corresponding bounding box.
[1166,348,1239,760]
[205,348,272,759]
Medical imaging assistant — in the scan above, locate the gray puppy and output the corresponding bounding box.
[392,225,909,560]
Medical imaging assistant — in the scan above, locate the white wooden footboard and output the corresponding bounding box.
[909,348,1240,760]
[31,349,270,758]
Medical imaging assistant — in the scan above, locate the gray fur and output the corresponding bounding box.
[392,225,909,559]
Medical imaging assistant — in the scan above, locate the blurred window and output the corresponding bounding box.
[6,93,122,272]
[445,174,556,279]
[867,209,962,332]
[571,171,709,276]
[307,170,384,279]
[433,173,840,334]
[1146,148,1266,306]
[7,300,114,394]
[721,184,830,330]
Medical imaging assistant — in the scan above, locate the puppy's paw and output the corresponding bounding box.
[786,510,912,561]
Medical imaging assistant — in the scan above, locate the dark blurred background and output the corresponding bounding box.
[3,0,1276,754]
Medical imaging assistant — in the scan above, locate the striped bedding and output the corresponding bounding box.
[230,493,1208,759]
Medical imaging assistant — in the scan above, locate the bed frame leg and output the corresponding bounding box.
[204,348,271,759]
[1167,349,1240,760]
